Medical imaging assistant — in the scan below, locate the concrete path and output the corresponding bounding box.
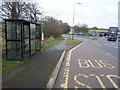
[3,39,73,88]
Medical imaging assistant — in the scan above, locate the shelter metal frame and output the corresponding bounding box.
[4,19,41,61]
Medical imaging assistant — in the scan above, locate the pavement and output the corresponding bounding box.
[54,42,119,88]
[2,39,74,88]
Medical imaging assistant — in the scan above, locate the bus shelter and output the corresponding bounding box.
[4,19,41,60]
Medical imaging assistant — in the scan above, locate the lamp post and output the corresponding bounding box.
[72,3,81,39]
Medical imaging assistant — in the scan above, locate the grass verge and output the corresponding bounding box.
[66,39,81,45]
[2,37,64,77]
[3,61,23,77]
[41,37,64,52]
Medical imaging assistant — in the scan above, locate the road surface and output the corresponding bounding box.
[63,35,118,59]
[55,35,119,88]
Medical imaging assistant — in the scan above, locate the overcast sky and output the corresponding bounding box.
[35,0,119,28]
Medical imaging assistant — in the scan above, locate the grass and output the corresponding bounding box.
[66,39,81,45]
[2,37,64,77]
[41,37,64,52]
[2,61,23,77]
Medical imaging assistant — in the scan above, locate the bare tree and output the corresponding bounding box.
[25,2,42,22]
[1,1,26,19]
[1,1,42,22]
[74,23,89,34]
[43,16,70,38]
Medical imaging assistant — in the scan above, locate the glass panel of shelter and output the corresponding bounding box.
[6,21,22,60]
[30,24,36,55]
[5,20,41,60]
[23,24,30,58]
[36,24,41,51]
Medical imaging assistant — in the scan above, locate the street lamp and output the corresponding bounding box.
[72,3,81,39]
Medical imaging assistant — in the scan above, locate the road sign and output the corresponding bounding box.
[40,20,47,23]
[93,30,97,34]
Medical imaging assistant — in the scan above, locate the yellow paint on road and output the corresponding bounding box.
[83,74,89,78]
[100,75,105,77]
[89,74,95,76]
[61,67,69,88]
[107,75,120,89]
[74,74,120,88]
[74,74,93,89]
[60,42,84,88]
[74,86,78,88]
[60,42,118,88]
[78,59,91,68]
[93,75,106,88]
[78,59,115,69]
[99,60,115,68]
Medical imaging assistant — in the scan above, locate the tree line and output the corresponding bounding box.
[1,0,70,38]
[2,1,106,38]
[1,0,42,22]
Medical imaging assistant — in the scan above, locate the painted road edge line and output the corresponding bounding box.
[47,42,84,88]
[60,42,84,88]
[47,50,66,88]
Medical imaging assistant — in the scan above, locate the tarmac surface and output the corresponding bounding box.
[54,42,119,88]
[2,39,74,88]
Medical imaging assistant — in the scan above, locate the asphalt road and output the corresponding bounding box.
[54,41,119,88]
[63,35,119,59]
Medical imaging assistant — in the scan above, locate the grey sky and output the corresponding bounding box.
[1,0,118,28]
[35,0,119,28]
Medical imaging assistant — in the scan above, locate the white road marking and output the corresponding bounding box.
[112,56,118,59]
[103,43,118,48]
[105,52,111,56]
[92,46,118,60]
[105,52,118,59]
[94,43,101,46]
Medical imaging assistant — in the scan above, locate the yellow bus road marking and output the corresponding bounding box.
[78,59,115,68]
[60,42,84,88]
[93,75,106,88]
[74,74,93,89]
[61,67,69,88]
[106,75,120,89]
[60,42,118,88]
[74,74,120,88]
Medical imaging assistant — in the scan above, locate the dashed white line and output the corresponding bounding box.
[94,44,101,46]
[105,52,117,59]
[106,52,111,56]
[103,43,118,48]
[112,46,118,48]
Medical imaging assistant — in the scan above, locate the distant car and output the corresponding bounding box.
[107,36,117,41]
[104,33,108,38]
[105,35,108,38]
[99,34,103,37]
